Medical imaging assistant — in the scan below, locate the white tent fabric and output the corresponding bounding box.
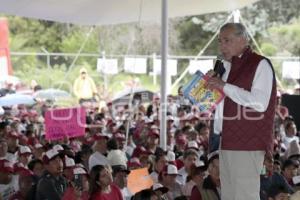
[0,0,259,150]
[0,0,258,25]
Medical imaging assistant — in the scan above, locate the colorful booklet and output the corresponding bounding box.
[183,70,225,112]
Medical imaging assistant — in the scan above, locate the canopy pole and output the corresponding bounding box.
[160,0,168,151]
[58,27,94,90]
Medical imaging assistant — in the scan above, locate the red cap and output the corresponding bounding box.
[18,168,34,177]
[114,133,125,141]
[19,135,29,145]
[127,157,142,168]
[20,112,29,117]
[7,131,20,139]
[14,162,33,176]
[131,146,150,158]
[93,133,109,141]
[29,110,38,117]
[148,130,160,138]
[106,120,116,128]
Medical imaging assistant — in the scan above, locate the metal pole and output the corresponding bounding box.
[152,53,157,85]
[41,47,51,70]
[101,51,108,90]
[160,0,168,151]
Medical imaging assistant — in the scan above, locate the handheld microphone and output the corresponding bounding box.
[213,56,225,77]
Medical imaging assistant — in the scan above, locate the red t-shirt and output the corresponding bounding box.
[61,187,89,200]
[190,185,202,200]
[90,184,123,200]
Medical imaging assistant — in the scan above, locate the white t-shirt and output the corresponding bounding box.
[121,187,133,200]
[282,136,300,150]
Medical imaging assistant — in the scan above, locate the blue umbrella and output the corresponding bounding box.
[33,88,71,101]
[0,93,35,106]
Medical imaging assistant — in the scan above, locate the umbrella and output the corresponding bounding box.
[112,88,154,105]
[0,75,20,87]
[33,88,71,101]
[0,93,35,106]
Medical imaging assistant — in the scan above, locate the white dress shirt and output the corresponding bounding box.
[214,59,274,134]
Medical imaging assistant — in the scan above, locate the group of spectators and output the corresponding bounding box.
[0,79,300,200]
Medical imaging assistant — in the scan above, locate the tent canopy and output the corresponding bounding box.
[0,0,258,25]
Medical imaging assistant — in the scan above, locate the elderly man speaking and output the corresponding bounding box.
[206,23,276,200]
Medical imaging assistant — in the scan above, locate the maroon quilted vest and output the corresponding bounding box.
[221,48,276,153]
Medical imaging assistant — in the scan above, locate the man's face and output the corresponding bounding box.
[155,156,167,173]
[283,165,297,180]
[114,171,128,188]
[81,72,87,79]
[47,156,63,176]
[148,135,159,146]
[286,123,297,136]
[164,174,177,185]
[33,162,44,177]
[264,158,274,173]
[94,139,107,153]
[184,154,197,170]
[19,154,32,165]
[218,27,247,62]
[209,159,220,181]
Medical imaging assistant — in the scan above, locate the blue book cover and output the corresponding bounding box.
[183,70,225,112]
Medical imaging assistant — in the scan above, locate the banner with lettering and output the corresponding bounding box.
[45,107,86,140]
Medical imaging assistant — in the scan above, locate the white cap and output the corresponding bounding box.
[195,160,205,167]
[0,107,4,116]
[44,149,60,161]
[65,156,75,168]
[34,143,44,149]
[187,141,199,150]
[19,145,32,155]
[53,144,64,152]
[153,183,164,190]
[107,150,127,166]
[167,151,176,162]
[167,115,174,121]
[73,167,88,175]
[152,183,169,193]
[163,164,179,175]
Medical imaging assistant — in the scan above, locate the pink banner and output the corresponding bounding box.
[45,107,86,141]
